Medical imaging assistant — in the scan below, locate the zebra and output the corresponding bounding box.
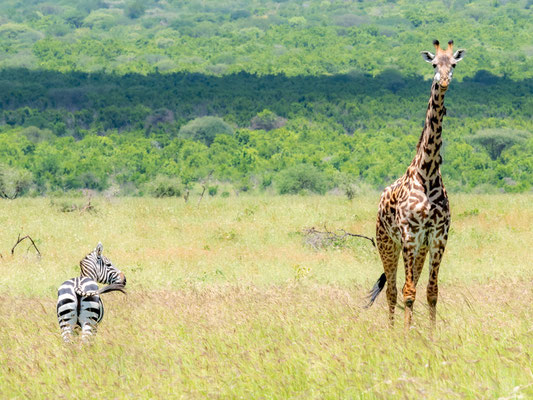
[57,243,127,343]
[57,277,126,343]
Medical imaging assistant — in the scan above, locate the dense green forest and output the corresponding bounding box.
[0,0,531,196]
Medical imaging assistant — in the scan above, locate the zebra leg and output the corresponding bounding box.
[80,322,98,343]
[78,291,103,343]
[57,279,80,343]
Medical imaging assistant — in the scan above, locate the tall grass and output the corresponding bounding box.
[0,194,531,398]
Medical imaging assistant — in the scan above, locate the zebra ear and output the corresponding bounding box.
[96,242,103,256]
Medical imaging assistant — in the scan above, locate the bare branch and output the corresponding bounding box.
[303,225,375,250]
[197,170,214,207]
[11,233,41,258]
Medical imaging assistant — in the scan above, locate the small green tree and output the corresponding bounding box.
[0,165,33,199]
[179,117,234,146]
[276,164,330,195]
[250,109,286,131]
[145,175,183,197]
[470,129,531,160]
[125,0,146,19]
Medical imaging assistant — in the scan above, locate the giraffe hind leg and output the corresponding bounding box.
[376,228,401,326]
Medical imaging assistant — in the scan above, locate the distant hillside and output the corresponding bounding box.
[0,0,531,79]
[0,1,531,196]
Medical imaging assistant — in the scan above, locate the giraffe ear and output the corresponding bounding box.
[96,242,103,256]
[421,51,435,63]
[452,49,466,62]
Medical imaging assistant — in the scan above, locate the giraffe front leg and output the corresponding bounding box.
[413,247,428,287]
[427,244,446,330]
[402,244,418,333]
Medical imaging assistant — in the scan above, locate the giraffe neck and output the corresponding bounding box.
[411,81,447,185]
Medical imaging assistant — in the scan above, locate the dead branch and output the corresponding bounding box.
[79,195,95,213]
[11,233,41,257]
[197,170,214,207]
[303,225,375,250]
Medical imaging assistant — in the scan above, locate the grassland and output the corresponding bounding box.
[0,194,532,399]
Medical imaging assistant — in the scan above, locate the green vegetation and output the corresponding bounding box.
[0,194,531,397]
[0,0,531,194]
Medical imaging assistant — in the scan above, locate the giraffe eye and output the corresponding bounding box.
[432,64,437,68]
[451,64,456,68]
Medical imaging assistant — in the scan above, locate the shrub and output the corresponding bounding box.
[179,117,234,146]
[276,164,330,195]
[250,109,286,131]
[125,0,146,19]
[0,165,33,199]
[208,185,218,196]
[146,175,183,197]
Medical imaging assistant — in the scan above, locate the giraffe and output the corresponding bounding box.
[366,40,465,332]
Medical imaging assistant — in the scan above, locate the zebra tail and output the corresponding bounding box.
[364,273,386,308]
[98,284,127,295]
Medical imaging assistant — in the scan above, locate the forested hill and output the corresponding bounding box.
[0,0,531,196]
[1,0,531,79]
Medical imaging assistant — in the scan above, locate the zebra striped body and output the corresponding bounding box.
[57,277,105,343]
[57,243,126,343]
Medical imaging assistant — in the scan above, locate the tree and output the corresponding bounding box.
[0,165,33,199]
[125,0,146,19]
[276,164,330,195]
[470,129,531,160]
[250,109,287,131]
[179,117,234,146]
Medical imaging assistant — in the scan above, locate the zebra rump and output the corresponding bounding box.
[57,276,126,343]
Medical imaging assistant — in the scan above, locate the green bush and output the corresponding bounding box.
[250,109,286,131]
[276,164,330,195]
[179,117,234,146]
[146,175,183,197]
[0,165,33,199]
[208,185,218,196]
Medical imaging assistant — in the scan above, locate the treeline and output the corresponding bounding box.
[0,0,531,79]
[0,0,531,196]
[0,68,531,196]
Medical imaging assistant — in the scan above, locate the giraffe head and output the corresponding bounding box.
[421,40,465,90]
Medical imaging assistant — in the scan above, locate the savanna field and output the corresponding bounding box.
[0,194,531,399]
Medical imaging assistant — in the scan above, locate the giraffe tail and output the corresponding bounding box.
[364,273,386,308]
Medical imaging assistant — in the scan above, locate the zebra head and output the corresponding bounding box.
[80,242,127,286]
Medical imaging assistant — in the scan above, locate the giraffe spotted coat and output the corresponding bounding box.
[369,40,465,331]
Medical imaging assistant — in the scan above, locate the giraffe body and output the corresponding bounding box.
[370,40,465,331]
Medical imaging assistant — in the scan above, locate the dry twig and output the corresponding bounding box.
[303,225,375,250]
[11,233,41,257]
[197,170,214,207]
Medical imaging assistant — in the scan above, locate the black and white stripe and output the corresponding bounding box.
[79,242,126,287]
[57,243,127,343]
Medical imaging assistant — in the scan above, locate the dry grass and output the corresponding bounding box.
[0,194,532,398]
